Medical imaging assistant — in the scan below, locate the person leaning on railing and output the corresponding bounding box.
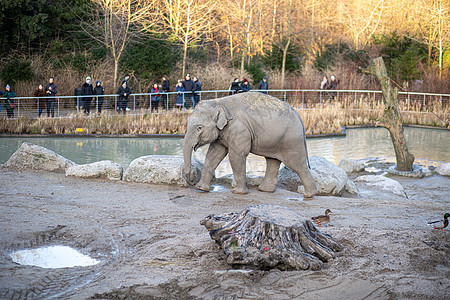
[34,84,46,117]
[3,84,16,118]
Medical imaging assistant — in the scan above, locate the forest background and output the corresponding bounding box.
[0,0,449,97]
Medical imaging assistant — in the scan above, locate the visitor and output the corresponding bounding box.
[34,84,46,117]
[81,76,94,114]
[161,76,170,109]
[257,76,268,94]
[229,78,241,95]
[240,78,251,92]
[327,75,338,100]
[320,76,328,89]
[3,84,15,118]
[150,83,160,111]
[175,79,185,110]
[117,81,131,114]
[182,73,195,109]
[94,80,105,114]
[193,76,201,103]
[45,77,57,117]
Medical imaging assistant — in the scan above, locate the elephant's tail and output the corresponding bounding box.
[301,120,312,170]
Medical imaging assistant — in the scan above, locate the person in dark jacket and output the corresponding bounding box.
[240,78,251,92]
[150,83,160,111]
[327,75,338,99]
[182,73,195,109]
[94,80,105,114]
[193,76,201,103]
[81,77,94,114]
[34,84,46,117]
[117,81,131,114]
[175,79,185,110]
[3,85,15,118]
[257,76,268,94]
[161,76,170,109]
[229,78,241,95]
[45,77,57,117]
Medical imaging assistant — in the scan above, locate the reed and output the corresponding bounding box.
[1,96,447,135]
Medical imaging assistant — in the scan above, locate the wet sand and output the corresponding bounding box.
[0,169,449,299]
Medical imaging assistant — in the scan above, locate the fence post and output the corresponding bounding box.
[17,97,20,117]
[115,96,117,112]
[57,98,60,117]
[133,95,136,111]
[302,90,304,108]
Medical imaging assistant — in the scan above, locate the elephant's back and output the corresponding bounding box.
[218,92,296,116]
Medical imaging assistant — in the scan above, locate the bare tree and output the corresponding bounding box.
[80,0,156,86]
[156,0,217,77]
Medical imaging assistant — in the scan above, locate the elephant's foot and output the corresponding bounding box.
[232,186,249,194]
[196,182,210,192]
[257,180,277,193]
[303,190,317,199]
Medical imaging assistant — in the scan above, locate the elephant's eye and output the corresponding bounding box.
[197,126,203,132]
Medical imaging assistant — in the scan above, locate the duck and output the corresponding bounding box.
[311,209,332,227]
[427,213,449,231]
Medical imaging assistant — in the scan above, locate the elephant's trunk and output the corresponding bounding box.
[182,134,196,186]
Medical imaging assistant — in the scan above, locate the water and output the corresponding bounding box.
[0,128,448,177]
[10,245,100,268]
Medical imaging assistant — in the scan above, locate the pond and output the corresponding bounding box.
[0,127,448,177]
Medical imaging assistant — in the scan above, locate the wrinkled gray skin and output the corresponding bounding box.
[182,92,318,197]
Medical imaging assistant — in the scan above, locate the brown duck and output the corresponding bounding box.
[311,209,332,227]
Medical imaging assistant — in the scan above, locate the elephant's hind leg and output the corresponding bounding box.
[258,157,281,193]
[283,153,318,198]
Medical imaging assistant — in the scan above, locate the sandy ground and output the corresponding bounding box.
[0,168,449,299]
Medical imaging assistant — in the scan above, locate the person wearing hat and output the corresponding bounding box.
[94,80,105,114]
[327,75,338,100]
[240,78,251,93]
[257,76,268,94]
[45,77,57,117]
[3,85,16,118]
[182,73,195,109]
[81,76,94,114]
[34,84,46,117]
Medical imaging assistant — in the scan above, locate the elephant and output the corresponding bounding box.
[182,92,318,198]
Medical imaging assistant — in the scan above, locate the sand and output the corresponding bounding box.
[0,168,448,299]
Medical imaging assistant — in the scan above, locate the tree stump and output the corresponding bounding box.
[362,57,415,171]
[200,204,343,270]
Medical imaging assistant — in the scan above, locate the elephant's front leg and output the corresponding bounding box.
[196,142,228,192]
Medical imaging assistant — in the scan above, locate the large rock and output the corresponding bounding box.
[338,158,365,174]
[215,174,264,188]
[355,175,407,197]
[66,160,123,181]
[123,155,203,187]
[4,142,75,172]
[436,163,450,176]
[278,156,352,196]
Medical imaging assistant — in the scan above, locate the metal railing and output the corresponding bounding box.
[0,89,449,119]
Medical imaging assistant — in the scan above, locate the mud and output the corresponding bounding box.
[0,169,449,299]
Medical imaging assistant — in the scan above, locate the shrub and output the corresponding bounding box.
[0,59,34,84]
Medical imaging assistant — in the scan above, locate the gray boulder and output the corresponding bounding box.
[344,179,359,195]
[278,156,352,196]
[4,142,75,172]
[355,175,407,197]
[436,163,450,176]
[66,160,123,181]
[123,155,202,186]
[338,158,365,174]
[421,167,432,177]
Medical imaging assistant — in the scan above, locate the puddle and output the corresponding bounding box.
[10,245,100,268]
[212,185,227,192]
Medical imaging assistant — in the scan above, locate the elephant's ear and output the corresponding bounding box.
[215,105,233,130]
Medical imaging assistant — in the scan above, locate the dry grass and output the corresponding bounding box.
[1,95,447,135]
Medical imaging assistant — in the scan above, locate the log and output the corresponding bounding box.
[200,204,343,271]
[362,57,415,171]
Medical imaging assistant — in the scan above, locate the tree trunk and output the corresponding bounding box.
[363,57,415,171]
[201,204,343,271]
